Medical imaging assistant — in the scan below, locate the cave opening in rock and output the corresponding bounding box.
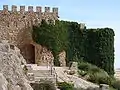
[26,44,35,64]
[20,44,35,64]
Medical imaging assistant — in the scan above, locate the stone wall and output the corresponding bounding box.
[0,41,33,90]
[58,51,66,67]
[34,43,54,66]
[0,5,58,65]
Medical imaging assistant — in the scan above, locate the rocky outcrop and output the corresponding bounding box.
[58,51,66,67]
[35,44,54,66]
[0,40,33,90]
[54,67,99,90]
[0,73,8,90]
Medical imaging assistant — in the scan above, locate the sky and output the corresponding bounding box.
[0,0,119,69]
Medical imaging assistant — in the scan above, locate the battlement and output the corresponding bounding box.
[2,5,58,14]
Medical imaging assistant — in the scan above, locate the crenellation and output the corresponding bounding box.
[1,5,58,14]
[3,5,8,11]
[36,6,42,13]
[12,5,17,12]
[28,6,33,12]
[79,23,85,29]
[52,7,58,15]
[45,7,50,12]
[20,6,25,14]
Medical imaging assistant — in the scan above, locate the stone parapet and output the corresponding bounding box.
[1,5,58,14]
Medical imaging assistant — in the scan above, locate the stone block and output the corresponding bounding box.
[36,6,42,12]
[53,7,58,14]
[13,85,21,90]
[99,84,109,90]
[70,62,78,71]
[27,73,34,81]
[0,73,8,90]
[58,50,66,67]
[28,6,33,12]
[0,42,10,52]
[12,5,17,12]
[20,6,25,14]
[3,5,8,11]
[45,7,50,12]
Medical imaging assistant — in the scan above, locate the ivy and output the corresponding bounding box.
[86,28,115,75]
[32,20,115,75]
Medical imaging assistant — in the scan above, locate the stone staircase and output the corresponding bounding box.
[25,64,57,84]
[24,64,109,90]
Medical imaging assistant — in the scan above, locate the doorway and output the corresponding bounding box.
[26,44,35,64]
[20,44,35,64]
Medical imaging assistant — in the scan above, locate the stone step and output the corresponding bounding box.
[27,72,56,77]
[31,70,51,73]
[34,76,56,82]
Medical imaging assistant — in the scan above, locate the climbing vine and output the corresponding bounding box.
[32,20,115,75]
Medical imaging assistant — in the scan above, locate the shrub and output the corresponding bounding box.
[78,62,90,71]
[112,80,120,90]
[78,62,103,74]
[78,70,87,77]
[87,73,112,85]
[89,65,101,73]
[109,87,117,90]
[31,81,56,90]
[57,82,74,90]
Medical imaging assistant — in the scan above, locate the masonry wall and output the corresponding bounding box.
[0,5,58,65]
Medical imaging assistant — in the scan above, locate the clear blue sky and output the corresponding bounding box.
[0,0,119,68]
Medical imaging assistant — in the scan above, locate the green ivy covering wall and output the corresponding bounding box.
[85,28,115,75]
[32,20,115,75]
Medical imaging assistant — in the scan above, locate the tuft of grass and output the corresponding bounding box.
[77,61,120,90]
[78,62,106,74]
[111,80,120,90]
[57,82,74,90]
[78,62,111,85]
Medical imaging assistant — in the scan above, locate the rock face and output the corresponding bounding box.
[0,40,33,90]
[58,51,66,67]
[35,44,54,66]
[54,67,99,90]
[0,73,8,90]
[70,62,78,71]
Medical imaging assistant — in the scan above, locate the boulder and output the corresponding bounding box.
[0,73,8,90]
[0,40,33,90]
[58,50,66,67]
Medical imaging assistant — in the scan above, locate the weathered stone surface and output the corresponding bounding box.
[0,73,8,90]
[99,84,109,90]
[34,44,54,66]
[70,62,78,71]
[58,50,66,67]
[13,85,21,90]
[55,67,99,90]
[0,5,58,65]
[0,41,33,90]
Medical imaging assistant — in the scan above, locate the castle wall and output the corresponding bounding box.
[0,5,58,65]
[34,44,54,66]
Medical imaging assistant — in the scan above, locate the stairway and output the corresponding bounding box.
[25,64,57,84]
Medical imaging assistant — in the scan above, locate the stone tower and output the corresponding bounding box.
[0,5,59,65]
